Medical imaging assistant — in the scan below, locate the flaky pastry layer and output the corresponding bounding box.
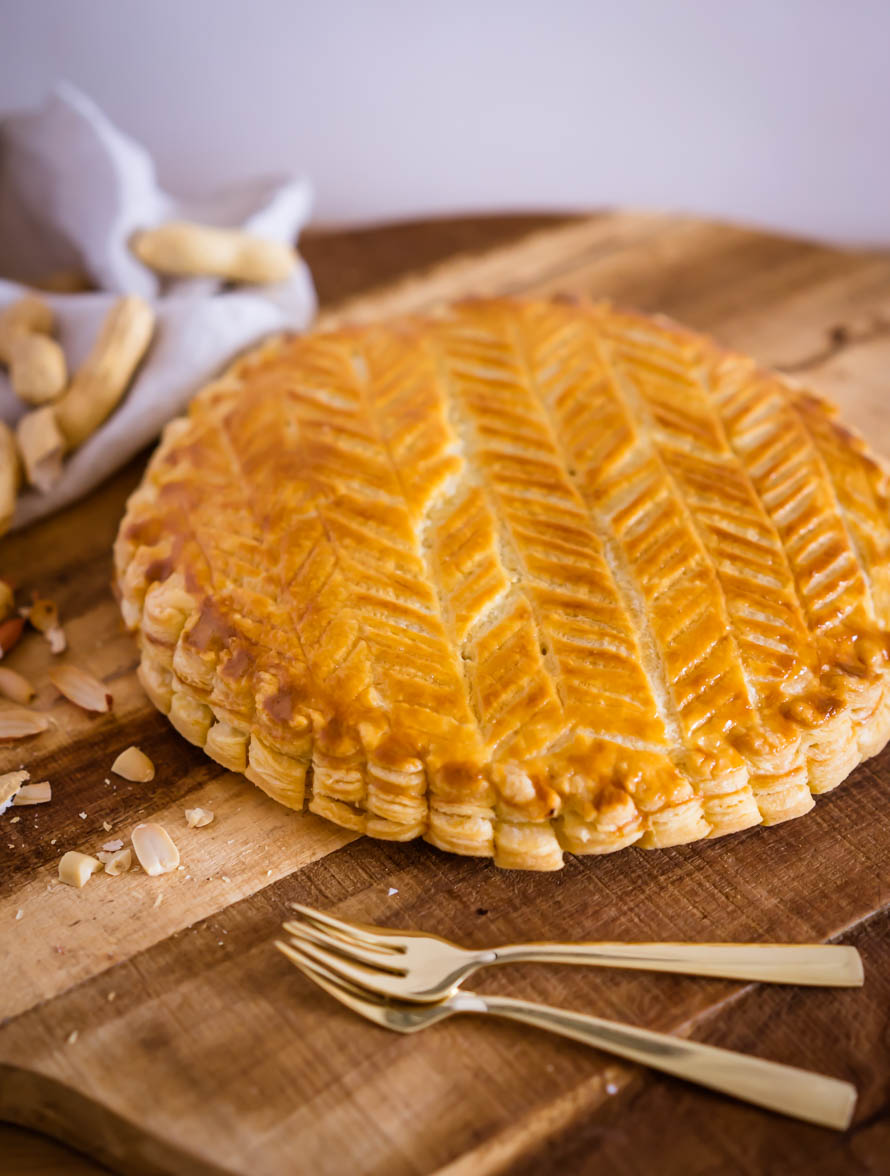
[114,299,890,869]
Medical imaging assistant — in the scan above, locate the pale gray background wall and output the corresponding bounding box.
[1,0,888,242]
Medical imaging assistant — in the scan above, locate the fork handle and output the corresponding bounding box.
[460,991,855,1129]
[490,941,863,987]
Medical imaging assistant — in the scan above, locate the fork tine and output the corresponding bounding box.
[289,903,404,953]
[283,931,408,989]
[283,921,406,972]
[275,941,392,1027]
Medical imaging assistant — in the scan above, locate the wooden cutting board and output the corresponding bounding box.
[2,211,890,1176]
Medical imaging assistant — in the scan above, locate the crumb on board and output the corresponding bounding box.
[58,850,101,888]
[132,822,180,876]
[12,780,51,806]
[184,806,214,828]
[111,745,155,782]
[15,908,23,920]
[97,847,132,875]
[0,768,29,813]
[66,1030,78,1045]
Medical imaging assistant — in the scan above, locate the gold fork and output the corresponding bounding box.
[277,937,857,1130]
[282,903,863,1003]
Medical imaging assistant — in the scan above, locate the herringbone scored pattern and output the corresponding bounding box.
[115,300,890,868]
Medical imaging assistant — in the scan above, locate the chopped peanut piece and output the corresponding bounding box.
[101,839,124,851]
[0,580,14,621]
[111,746,155,782]
[49,665,112,713]
[0,666,35,705]
[46,625,67,654]
[185,806,214,828]
[1,769,29,813]
[0,616,24,658]
[58,850,102,888]
[97,847,132,875]
[23,592,58,633]
[13,780,51,805]
[131,822,180,875]
[0,708,49,740]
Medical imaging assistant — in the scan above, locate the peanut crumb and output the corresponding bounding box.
[66,1030,78,1045]
[111,745,155,782]
[102,820,112,832]
[97,847,131,876]
[58,850,102,888]
[184,806,214,828]
[152,892,163,909]
[15,908,23,920]
[101,839,123,852]
[12,780,52,805]
[78,811,87,820]
[221,875,231,883]
[9,815,20,824]
[107,992,116,1002]
[1,770,29,813]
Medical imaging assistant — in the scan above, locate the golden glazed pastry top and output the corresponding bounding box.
[114,298,890,869]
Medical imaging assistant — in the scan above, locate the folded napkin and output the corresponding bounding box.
[0,83,316,530]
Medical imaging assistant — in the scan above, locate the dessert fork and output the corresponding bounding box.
[277,937,856,1130]
[282,903,863,1003]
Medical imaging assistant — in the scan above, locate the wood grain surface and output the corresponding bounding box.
[2,211,889,1176]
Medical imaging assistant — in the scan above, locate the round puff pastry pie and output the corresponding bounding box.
[115,298,890,870]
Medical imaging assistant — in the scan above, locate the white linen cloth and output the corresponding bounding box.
[0,83,315,530]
